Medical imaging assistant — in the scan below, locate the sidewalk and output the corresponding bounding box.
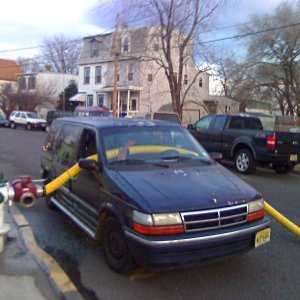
[0,204,84,300]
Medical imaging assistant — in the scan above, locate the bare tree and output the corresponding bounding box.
[0,81,57,115]
[212,55,260,112]
[42,35,81,74]
[17,35,81,74]
[95,0,222,118]
[240,1,300,116]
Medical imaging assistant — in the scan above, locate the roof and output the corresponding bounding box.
[0,59,22,82]
[54,117,181,129]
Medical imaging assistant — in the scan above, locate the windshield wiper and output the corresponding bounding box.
[160,155,192,162]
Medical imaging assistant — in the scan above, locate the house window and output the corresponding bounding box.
[19,77,27,90]
[153,43,159,51]
[184,74,188,85]
[97,94,105,107]
[148,74,153,82]
[128,73,133,81]
[28,76,36,90]
[95,66,102,84]
[128,63,133,81]
[123,37,130,52]
[84,67,90,84]
[91,40,99,57]
[117,73,120,82]
[199,77,203,87]
[174,72,178,81]
[208,104,217,115]
[87,95,93,106]
[130,99,137,111]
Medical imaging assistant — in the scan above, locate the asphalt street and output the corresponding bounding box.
[1,127,299,300]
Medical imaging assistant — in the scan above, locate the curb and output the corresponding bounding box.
[8,204,84,300]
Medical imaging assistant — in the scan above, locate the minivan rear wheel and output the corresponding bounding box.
[101,217,135,273]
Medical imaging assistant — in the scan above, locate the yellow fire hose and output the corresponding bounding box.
[264,201,300,238]
[43,154,300,238]
[45,154,98,195]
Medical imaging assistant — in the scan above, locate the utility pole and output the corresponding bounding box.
[112,14,120,118]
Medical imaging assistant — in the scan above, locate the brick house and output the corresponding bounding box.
[75,26,210,117]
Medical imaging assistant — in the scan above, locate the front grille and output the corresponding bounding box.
[181,204,248,233]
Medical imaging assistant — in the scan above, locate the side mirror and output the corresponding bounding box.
[187,124,195,130]
[78,158,100,172]
[209,152,222,161]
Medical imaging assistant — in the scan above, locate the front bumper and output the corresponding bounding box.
[125,217,270,268]
[33,122,46,129]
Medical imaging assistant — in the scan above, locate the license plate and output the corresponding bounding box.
[290,154,297,161]
[255,228,271,248]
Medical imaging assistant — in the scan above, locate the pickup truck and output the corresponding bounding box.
[188,114,300,174]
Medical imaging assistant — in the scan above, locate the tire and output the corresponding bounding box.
[272,163,295,174]
[44,177,57,210]
[10,122,16,129]
[26,123,32,130]
[101,217,135,273]
[234,149,256,174]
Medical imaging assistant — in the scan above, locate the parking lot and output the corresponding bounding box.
[1,127,300,300]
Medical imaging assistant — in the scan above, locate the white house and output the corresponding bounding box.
[75,26,210,118]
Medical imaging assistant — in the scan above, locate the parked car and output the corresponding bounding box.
[9,111,47,130]
[41,117,270,273]
[132,111,181,124]
[188,114,300,174]
[74,106,113,117]
[0,114,9,127]
[45,109,74,132]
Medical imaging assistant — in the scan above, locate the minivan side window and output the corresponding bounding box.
[55,124,82,165]
[42,122,61,152]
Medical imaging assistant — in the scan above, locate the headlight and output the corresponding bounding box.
[133,210,184,235]
[248,199,264,213]
[247,198,265,222]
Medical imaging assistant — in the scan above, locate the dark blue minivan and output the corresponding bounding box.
[41,117,270,273]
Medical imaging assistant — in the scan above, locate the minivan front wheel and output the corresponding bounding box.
[101,217,135,273]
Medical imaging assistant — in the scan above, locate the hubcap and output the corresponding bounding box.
[236,153,249,171]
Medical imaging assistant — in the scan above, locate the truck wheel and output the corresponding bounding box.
[10,122,16,129]
[101,217,135,273]
[26,123,32,130]
[234,149,256,174]
[272,163,295,174]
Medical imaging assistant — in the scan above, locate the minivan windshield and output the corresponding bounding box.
[102,126,211,165]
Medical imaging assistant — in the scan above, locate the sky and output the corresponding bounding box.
[0,0,287,60]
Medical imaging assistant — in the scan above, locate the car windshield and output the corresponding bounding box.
[27,113,39,119]
[102,125,211,165]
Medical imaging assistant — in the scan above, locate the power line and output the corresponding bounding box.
[1,20,300,72]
